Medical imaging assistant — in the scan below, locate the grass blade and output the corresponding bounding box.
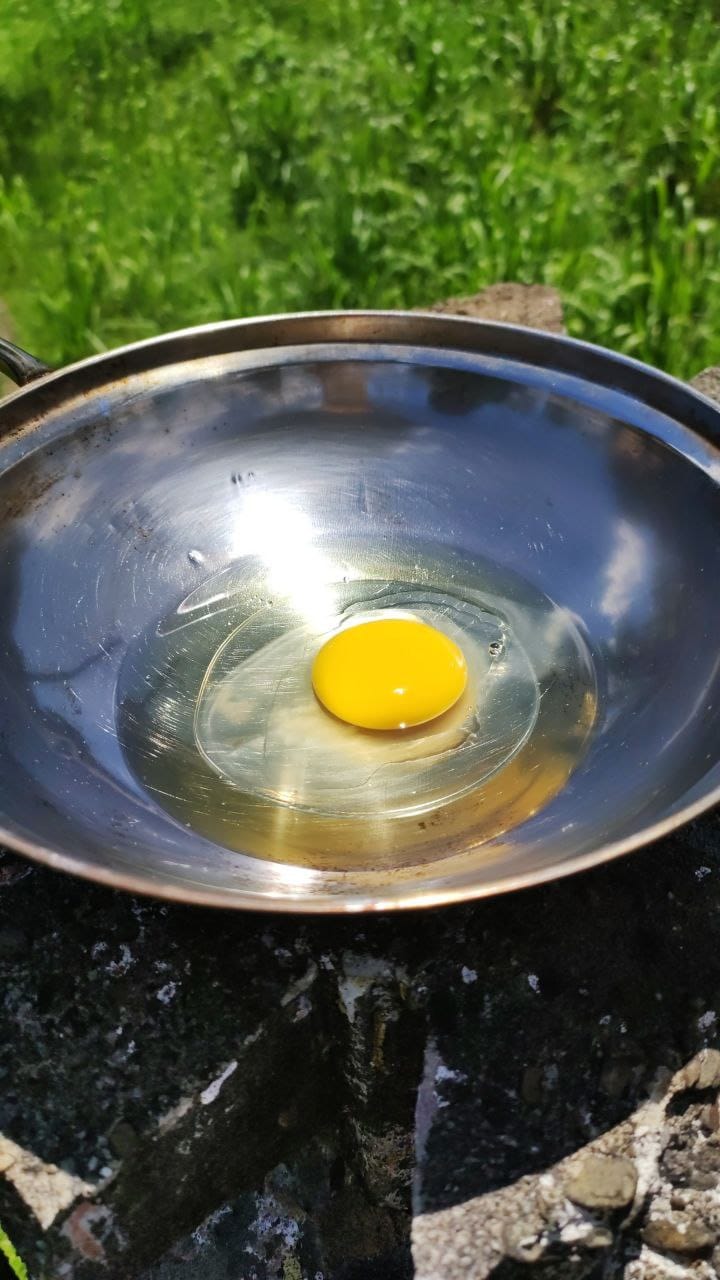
[0,1223,29,1280]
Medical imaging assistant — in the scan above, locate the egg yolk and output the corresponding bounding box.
[311,617,468,731]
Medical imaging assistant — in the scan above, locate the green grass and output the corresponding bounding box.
[0,0,719,377]
[0,1222,29,1280]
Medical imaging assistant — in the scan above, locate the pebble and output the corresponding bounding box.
[642,1214,715,1255]
[108,1121,139,1159]
[564,1154,638,1210]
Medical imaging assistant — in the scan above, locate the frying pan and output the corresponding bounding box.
[0,312,718,912]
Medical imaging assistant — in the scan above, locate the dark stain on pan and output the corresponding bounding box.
[0,457,63,526]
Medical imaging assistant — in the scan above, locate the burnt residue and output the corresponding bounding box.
[0,454,64,526]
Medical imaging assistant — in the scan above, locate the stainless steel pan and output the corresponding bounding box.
[0,313,718,911]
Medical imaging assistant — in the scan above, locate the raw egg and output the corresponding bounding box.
[194,585,538,819]
[311,617,468,730]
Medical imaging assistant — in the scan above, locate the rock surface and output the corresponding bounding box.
[692,367,720,405]
[422,282,566,332]
[1,290,719,1279]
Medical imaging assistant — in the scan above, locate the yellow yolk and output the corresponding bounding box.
[311,617,468,731]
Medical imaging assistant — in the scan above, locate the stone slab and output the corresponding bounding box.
[421,283,566,333]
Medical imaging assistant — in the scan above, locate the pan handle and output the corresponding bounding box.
[0,336,51,387]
